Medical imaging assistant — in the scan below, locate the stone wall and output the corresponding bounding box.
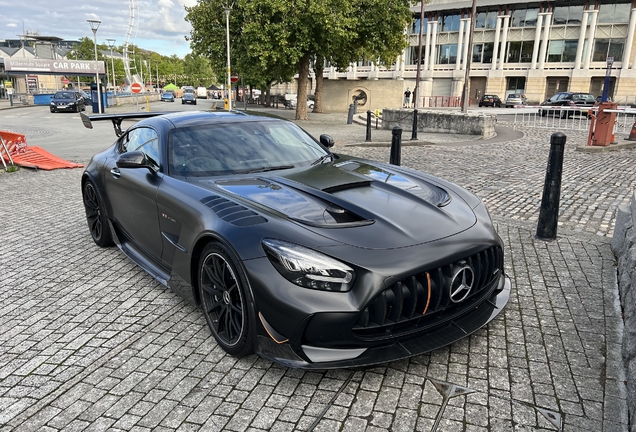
[322,80,405,113]
[611,191,636,430]
[381,109,497,139]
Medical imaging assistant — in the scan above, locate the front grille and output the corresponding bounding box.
[353,246,503,338]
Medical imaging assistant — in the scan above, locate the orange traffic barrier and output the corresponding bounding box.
[1,130,83,170]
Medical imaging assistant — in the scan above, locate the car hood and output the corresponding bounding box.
[200,158,477,249]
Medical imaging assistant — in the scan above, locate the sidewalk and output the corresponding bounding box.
[0,97,632,431]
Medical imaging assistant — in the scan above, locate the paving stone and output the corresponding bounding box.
[0,112,630,431]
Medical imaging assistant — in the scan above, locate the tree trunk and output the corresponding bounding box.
[314,56,324,113]
[295,54,311,120]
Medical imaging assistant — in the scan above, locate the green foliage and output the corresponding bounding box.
[185,0,412,119]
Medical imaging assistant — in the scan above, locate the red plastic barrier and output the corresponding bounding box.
[1,130,83,170]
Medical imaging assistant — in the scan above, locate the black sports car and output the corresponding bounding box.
[80,110,511,369]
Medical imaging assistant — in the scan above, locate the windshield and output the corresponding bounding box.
[168,120,328,177]
[54,92,74,99]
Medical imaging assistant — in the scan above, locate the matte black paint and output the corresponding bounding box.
[81,110,511,368]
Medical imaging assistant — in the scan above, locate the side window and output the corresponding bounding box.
[137,129,160,167]
[118,128,160,167]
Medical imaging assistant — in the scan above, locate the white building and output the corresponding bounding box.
[276,0,636,109]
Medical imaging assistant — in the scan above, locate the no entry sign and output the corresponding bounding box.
[131,83,142,93]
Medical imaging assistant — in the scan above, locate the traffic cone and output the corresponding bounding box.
[626,121,636,141]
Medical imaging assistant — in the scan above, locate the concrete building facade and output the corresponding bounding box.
[275,0,636,111]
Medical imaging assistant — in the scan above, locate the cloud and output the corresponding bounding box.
[0,0,193,57]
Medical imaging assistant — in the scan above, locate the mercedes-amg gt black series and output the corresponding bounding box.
[80,110,511,369]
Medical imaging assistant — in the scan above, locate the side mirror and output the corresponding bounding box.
[116,151,156,172]
[320,134,334,148]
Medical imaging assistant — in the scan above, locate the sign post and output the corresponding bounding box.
[131,83,142,112]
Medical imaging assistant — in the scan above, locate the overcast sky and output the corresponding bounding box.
[0,0,197,58]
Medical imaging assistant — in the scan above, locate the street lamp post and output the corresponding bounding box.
[87,19,102,113]
[106,39,116,93]
[225,4,232,110]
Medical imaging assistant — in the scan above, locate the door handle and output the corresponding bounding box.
[110,168,121,178]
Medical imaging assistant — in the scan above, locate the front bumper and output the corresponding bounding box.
[254,274,511,369]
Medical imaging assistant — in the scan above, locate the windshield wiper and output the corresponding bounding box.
[236,165,295,174]
[311,153,334,166]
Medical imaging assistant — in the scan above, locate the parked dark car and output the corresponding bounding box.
[539,92,596,118]
[478,94,502,107]
[505,93,528,108]
[182,92,197,105]
[79,110,511,369]
[161,92,175,102]
[49,91,86,113]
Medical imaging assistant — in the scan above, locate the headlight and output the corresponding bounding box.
[262,239,355,292]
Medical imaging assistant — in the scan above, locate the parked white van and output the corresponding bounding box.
[196,87,208,99]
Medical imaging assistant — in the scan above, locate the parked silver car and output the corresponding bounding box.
[505,93,528,108]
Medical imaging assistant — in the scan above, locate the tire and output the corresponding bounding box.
[194,101,197,105]
[182,100,185,104]
[478,103,483,107]
[82,180,114,247]
[50,108,55,113]
[560,110,568,119]
[198,242,254,357]
[540,109,547,117]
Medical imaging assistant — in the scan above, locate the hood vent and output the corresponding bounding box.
[201,196,267,226]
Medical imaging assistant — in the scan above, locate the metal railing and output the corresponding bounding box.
[512,105,636,135]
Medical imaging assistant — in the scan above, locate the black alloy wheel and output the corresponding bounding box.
[83,181,114,247]
[199,243,254,356]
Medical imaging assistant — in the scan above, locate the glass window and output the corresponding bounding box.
[508,41,522,62]
[441,14,460,32]
[608,39,625,61]
[592,38,625,62]
[485,12,497,29]
[547,40,564,62]
[562,40,578,62]
[412,17,428,34]
[473,44,483,62]
[120,127,160,166]
[597,3,630,24]
[524,9,539,27]
[547,40,578,62]
[438,44,457,64]
[472,43,496,63]
[614,4,631,23]
[553,6,568,25]
[567,6,583,24]
[475,12,486,29]
[168,121,327,177]
[511,9,526,27]
[507,41,534,63]
[521,40,534,62]
[408,46,426,65]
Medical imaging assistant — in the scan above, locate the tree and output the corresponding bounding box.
[186,0,412,120]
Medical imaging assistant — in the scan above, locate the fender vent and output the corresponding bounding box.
[201,196,267,226]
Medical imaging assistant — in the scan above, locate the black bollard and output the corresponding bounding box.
[536,132,567,240]
[411,109,418,140]
[366,111,372,142]
[390,126,402,165]
[347,103,355,124]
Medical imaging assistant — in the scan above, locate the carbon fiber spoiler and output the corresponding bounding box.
[80,112,169,137]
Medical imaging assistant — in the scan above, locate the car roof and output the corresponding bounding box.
[135,110,284,129]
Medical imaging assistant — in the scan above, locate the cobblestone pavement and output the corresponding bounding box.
[0,105,632,431]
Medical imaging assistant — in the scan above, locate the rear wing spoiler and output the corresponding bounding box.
[80,112,168,137]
